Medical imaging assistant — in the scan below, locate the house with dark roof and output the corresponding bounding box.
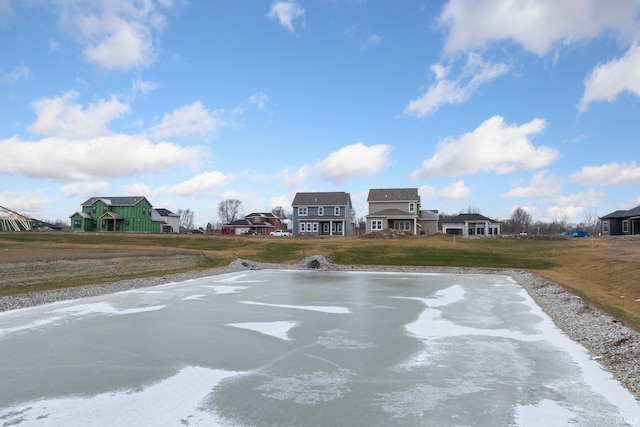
[291,192,354,236]
[365,188,438,235]
[152,208,181,233]
[221,212,287,236]
[441,213,501,236]
[70,196,163,233]
[600,205,640,236]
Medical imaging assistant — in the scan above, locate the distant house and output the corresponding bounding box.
[365,188,438,235]
[441,213,501,236]
[152,208,181,233]
[291,192,354,236]
[600,205,640,236]
[70,196,163,233]
[221,212,286,236]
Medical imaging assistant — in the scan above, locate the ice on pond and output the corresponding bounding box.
[0,270,638,426]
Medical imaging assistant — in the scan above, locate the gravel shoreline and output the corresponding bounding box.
[1,255,638,400]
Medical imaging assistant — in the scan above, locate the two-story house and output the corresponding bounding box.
[222,212,287,235]
[70,196,164,233]
[291,192,354,236]
[366,188,438,235]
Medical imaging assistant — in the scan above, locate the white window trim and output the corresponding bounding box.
[298,207,308,216]
[408,202,416,213]
[318,207,324,216]
[622,220,629,233]
[371,220,382,231]
[312,223,318,232]
[334,206,340,216]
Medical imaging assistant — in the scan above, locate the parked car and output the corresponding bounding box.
[270,230,291,237]
[571,230,588,238]
[191,228,204,234]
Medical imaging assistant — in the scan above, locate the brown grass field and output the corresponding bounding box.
[1,232,639,332]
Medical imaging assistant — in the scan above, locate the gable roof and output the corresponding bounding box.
[601,205,640,219]
[292,192,351,206]
[367,188,419,202]
[153,208,178,217]
[445,213,500,224]
[81,196,149,207]
[245,212,277,218]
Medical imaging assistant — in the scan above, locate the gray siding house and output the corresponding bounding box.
[600,205,640,236]
[365,188,438,235]
[441,213,501,236]
[291,192,354,236]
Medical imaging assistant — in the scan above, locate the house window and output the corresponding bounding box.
[334,207,340,216]
[323,223,329,233]
[312,223,318,232]
[142,207,146,215]
[125,220,130,226]
[318,207,324,216]
[394,221,410,231]
[409,202,416,213]
[103,206,107,214]
[92,206,97,214]
[622,220,629,233]
[603,221,609,232]
[298,207,308,216]
[74,220,81,229]
[371,220,382,231]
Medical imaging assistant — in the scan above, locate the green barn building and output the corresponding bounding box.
[70,196,163,233]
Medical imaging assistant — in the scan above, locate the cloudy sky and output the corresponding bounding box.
[1,0,639,227]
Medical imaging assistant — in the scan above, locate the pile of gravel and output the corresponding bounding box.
[1,255,638,400]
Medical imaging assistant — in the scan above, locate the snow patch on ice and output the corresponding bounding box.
[229,321,297,340]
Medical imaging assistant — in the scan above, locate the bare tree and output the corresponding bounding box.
[583,208,599,236]
[510,207,532,233]
[218,199,243,224]
[272,206,288,219]
[177,208,195,230]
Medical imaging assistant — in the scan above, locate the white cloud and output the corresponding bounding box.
[543,205,585,223]
[1,65,30,84]
[55,0,181,69]
[132,77,157,97]
[0,189,53,215]
[570,161,640,185]
[419,180,471,200]
[405,53,509,117]
[314,142,391,184]
[168,171,233,197]
[0,135,206,181]
[553,188,605,207]
[501,170,563,198]
[248,92,269,109]
[60,181,111,197]
[411,115,558,179]
[149,101,227,140]
[276,142,391,187]
[268,1,305,32]
[578,43,640,112]
[28,91,131,139]
[438,0,640,55]
[276,165,311,188]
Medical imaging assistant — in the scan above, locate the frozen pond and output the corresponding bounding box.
[0,270,638,426]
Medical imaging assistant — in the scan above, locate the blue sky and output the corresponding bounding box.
[1,0,639,227]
